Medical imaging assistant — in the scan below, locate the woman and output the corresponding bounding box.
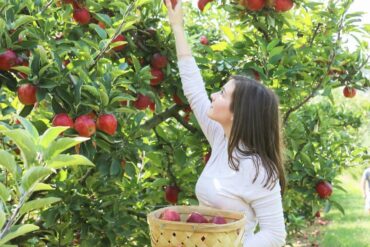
[165,0,287,246]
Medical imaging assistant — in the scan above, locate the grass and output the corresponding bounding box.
[318,171,370,247]
[289,167,370,247]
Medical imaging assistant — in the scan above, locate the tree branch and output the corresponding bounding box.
[253,15,271,42]
[173,112,198,133]
[283,16,345,125]
[140,105,182,130]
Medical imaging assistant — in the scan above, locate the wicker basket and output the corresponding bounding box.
[147,205,246,247]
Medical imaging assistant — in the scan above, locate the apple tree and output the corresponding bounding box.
[0,0,369,245]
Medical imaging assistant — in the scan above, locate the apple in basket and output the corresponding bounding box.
[159,209,181,221]
[186,212,208,223]
[209,216,227,224]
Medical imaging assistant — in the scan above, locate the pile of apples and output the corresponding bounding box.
[52,112,117,137]
[240,0,294,12]
[159,209,228,225]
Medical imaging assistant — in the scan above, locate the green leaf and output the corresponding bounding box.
[220,25,235,42]
[46,137,90,159]
[19,197,61,216]
[0,224,39,245]
[46,154,95,169]
[269,46,284,57]
[10,66,31,75]
[91,24,107,39]
[15,116,39,140]
[33,183,54,192]
[99,86,109,107]
[0,124,8,131]
[13,15,35,29]
[0,182,10,204]
[300,152,311,166]
[135,0,151,7]
[2,129,37,167]
[38,127,69,150]
[82,85,100,98]
[267,39,280,51]
[174,149,186,166]
[21,167,53,192]
[0,209,5,230]
[330,200,345,215]
[0,150,17,177]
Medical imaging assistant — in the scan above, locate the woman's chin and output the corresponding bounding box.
[207,109,214,120]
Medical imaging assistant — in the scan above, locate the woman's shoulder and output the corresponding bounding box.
[238,154,279,188]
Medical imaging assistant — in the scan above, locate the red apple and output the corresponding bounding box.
[315,181,333,199]
[112,34,127,52]
[159,209,181,221]
[172,94,184,105]
[200,35,208,45]
[275,0,293,12]
[17,84,37,105]
[186,212,208,223]
[134,94,153,110]
[203,151,211,164]
[242,0,265,11]
[184,105,192,113]
[151,53,168,69]
[73,8,91,25]
[121,159,126,170]
[63,59,70,67]
[74,115,96,137]
[86,111,97,120]
[198,0,213,12]
[96,114,117,135]
[150,68,165,86]
[184,112,191,123]
[253,70,260,80]
[98,21,106,29]
[52,113,74,127]
[120,100,128,106]
[165,185,180,204]
[163,0,178,9]
[0,49,17,71]
[209,216,227,224]
[149,101,156,112]
[343,86,356,98]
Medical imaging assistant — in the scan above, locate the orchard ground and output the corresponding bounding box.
[289,168,370,247]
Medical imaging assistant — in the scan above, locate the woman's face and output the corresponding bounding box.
[207,80,235,126]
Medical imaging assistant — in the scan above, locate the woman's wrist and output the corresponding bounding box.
[172,24,184,32]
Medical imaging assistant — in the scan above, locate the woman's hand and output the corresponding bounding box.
[165,0,184,29]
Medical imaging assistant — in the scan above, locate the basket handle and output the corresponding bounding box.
[234,228,245,247]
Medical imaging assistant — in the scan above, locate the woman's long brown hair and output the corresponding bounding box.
[228,75,286,195]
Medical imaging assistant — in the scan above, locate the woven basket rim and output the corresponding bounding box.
[147,205,247,233]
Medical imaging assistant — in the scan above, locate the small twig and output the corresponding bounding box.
[78,167,95,185]
[153,128,177,186]
[39,0,53,14]
[88,3,135,70]
[125,208,146,218]
[309,23,322,48]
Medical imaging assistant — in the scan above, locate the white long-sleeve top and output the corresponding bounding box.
[177,56,287,247]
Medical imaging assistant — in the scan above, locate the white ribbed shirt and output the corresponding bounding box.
[177,56,287,247]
